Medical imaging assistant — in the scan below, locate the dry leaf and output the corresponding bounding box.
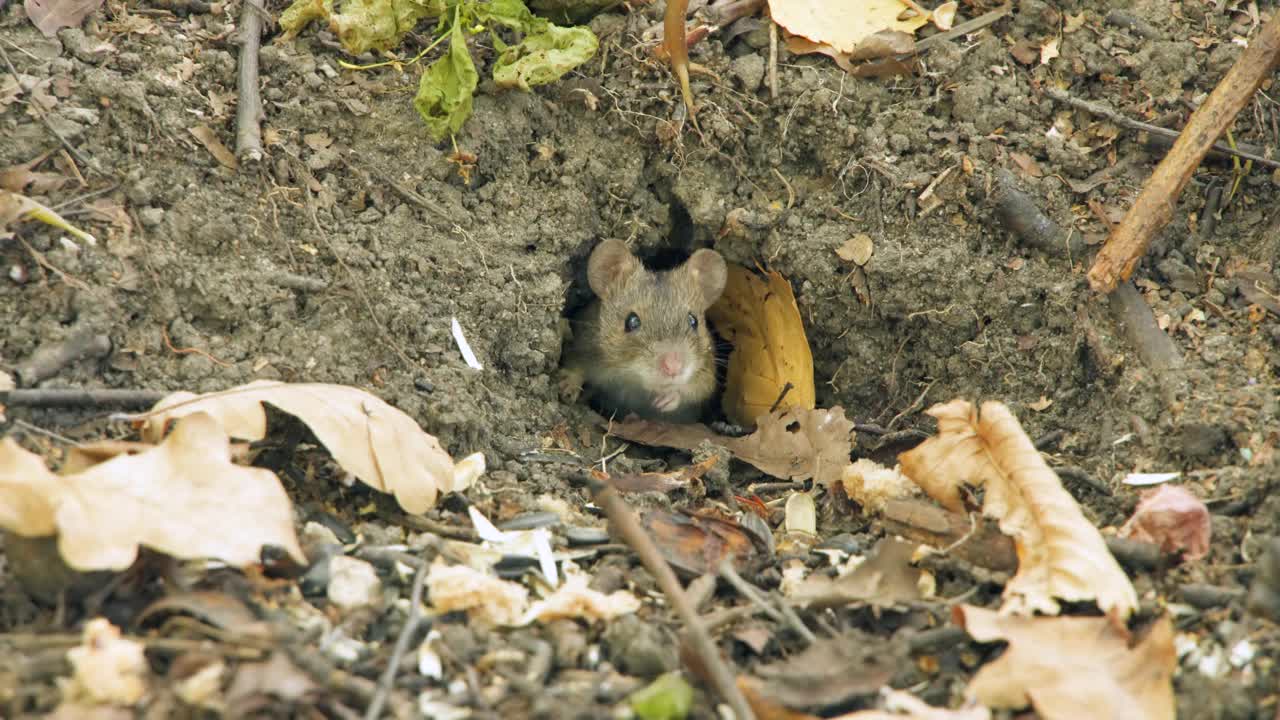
[139,381,482,514]
[836,234,875,266]
[1118,485,1211,561]
[640,508,759,577]
[930,2,957,31]
[752,629,896,711]
[0,413,304,570]
[898,400,1138,618]
[787,537,922,608]
[829,690,990,719]
[189,124,238,170]
[955,606,1175,720]
[1040,37,1060,65]
[1027,396,1052,411]
[609,406,853,486]
[24,0,105,36]
[706,264,815,425]
[0,152,71,194]
[1009,152,1043,178]
[523,561,640,623]
[62,618,148,705]
[769,0,929,68]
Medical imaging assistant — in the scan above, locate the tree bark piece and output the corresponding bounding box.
[1087,13,1280,292]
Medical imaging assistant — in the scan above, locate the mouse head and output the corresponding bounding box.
[587,239,727,384]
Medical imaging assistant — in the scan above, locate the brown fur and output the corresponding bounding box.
[561,240,727,423]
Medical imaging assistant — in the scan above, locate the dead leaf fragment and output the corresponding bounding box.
[610,406,853,486]
[641,509,759,577]
[955,606,1175,720]
[63,618,148,705]
[189,124,239,170]
[1118,485,1211,561]
[426,560,528,626]
[707,264,816,425]
[140,381,481,514]
[752,629,896,711]
[25,0,105,36]
[788,537,922,608]
[769,0,929,71]
[898,400,1137,618]
[0,413,304,570]
[523,561,640,623]
[837,234,875,266]
[1039,37,1060,64]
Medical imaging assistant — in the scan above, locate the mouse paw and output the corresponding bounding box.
[558,368,585,403]
[652,391,681,413]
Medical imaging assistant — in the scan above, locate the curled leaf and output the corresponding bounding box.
[414,20,480,141]
[898,400,1137,618]
[493,24,598,91]
[140,380,478,514]
[706,264,815,426]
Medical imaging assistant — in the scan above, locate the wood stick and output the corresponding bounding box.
[1087,13,1280,292]
[664,0,696,118]
[234,0,266,163]
[591,479,755,720]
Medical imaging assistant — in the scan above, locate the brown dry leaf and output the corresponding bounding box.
[1009,152,1043,178]
[752,629,896,711]
[606,455,718,493]
[787,537,922,608]
[707,264,815,425]
[426,560,529,626]
[836,234,875,266]
[1039,37,1060,65]
[1118,484,1211,561]
[609,406,853,486]
[769,0,929,69]
[225,651,317,707]
[24,0,105,36]
[954,606,1175,720]
[189,124,239,170]
[898,400,1137,618]
[139,381,482,514]
[830,690,990,719]
[0,152,71,194]
[641,508,759,577]
[0,413,304,570]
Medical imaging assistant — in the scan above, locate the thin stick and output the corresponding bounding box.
[913,4,1012,53]
[718,559,816,645]
[1087,13,1280,292]
[1044,86,1280,170]
[767,19,778,100]
[13,326,112,387]
[591,480,755,720]
[235,0,265,162]
[1106,281,1184,372]
[364,561,428,720]
[2,388,167,408]
[664,0,697,118]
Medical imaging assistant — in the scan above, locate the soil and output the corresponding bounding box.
[1,0,1278,716]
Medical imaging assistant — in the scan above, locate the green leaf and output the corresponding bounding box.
[628,672,693,720]
[330,0,447,54]
[492,22,597,92]
[472,0,544,32]
[413,19,479,141]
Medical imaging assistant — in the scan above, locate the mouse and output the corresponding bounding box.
[560,239,728,424]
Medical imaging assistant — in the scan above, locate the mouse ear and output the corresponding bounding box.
[587,240,643,299]
[684,249,727,310]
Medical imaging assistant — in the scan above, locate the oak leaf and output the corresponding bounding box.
[706,264,815,425]
[898,400,1137,618]
[139,381,482,514]
[954,606,1175,720]
[0,412,304,570]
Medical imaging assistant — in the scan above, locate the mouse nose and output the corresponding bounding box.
[658,351,684,378]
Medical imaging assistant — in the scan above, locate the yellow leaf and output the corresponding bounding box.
[707,264,815,426]
[768,0,929,56]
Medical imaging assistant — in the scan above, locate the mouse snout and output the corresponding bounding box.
[658,351,685,378]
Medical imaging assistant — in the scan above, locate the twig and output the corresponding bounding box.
[1044,86,1280,171]
[234,0,266,163]
[0,44,102,175]
[767,19,777,100]
[914,4,1012,53]
[1106,281,1183,372]
[590,479,755,720]
[886,379,935,431]
[2,388,167,408]
[1086,13,1280,292]
[664,0,698,122]
[990,169,1084,258]
[1053,465,1112,496]
[719,559,816,645]
[13,325,112,387]
[399,515,479,542]
[364,561,429,720]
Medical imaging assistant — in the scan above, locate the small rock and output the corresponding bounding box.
[301,521,341,553]
[138,207,165,227]
[1179,422,1227,460]
[327,556,382,610]
[730,53,765,93]
[602,615,678,677]
[566,526,610,546]
[499,511,560,531]
[545,618,587,668]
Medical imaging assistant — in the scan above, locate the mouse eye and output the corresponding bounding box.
[624,312,641,333]
[687,312,698,331]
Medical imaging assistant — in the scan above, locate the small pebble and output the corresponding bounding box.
[566,526,610,546]
[327,556,382,610]
[499,511,560,531]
